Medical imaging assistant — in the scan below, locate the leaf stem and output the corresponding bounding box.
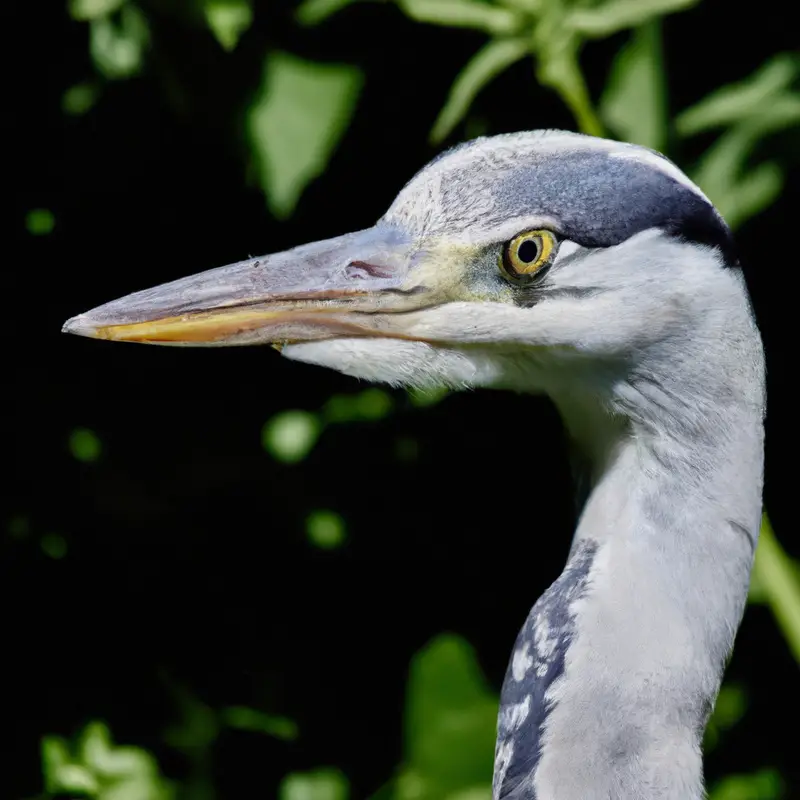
[533,28,605,137]
[556,64,605,137]
[754,514,800,663]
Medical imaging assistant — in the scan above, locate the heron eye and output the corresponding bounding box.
[500,230,558,283]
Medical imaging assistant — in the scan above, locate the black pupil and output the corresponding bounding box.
[516,238,540,264]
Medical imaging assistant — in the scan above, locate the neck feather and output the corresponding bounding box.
[493,291,765,800]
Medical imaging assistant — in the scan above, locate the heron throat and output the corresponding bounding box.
[492,306,765,800]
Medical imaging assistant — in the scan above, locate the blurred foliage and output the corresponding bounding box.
[261,387,438,464]
[597,18,666,151]
[749,515,800,663]
[89,4,150,79]
[67,0,362,216]
[42,721,175,799]
[280,769,350,800]
[8,514,31,540]
[222,707,298,741]
[298,0,706,140]
[203,0,253,51]
[673,55,800,228]
[306,509,348,549]
[703,683,748,753]
[263,409,324,463]
[247,52,363,218]
[710,769,784,800]
[391,635,496,800]
[69,427,103,463]
[62,82,102,115]
[26,209,56,236]
[40,532,69,560]
[35,0,800,798]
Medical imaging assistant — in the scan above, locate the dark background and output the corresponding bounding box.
[5,1,798,797]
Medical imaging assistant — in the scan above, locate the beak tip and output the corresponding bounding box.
[62,313,97,338]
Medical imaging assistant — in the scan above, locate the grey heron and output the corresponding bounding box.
[62,130,765,800]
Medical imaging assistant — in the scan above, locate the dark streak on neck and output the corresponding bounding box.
[493,538,599,799]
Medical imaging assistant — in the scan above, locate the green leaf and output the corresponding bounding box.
[675,57,799,233]
[709,768,784,800]
[495,0,541,10]
[262,410,323,463]
[569,0,700,38]
[431,37,529,143]
[704,683,748,752]
[354,387,394,419]
[394,436,420,461]
[70,427,103,462]
[69,0,125,21]
[404,635,497,793]
[752,515,800,663]
[306,510,347,549]
[49,763,99,794]
[322,388,394,423]
[89,4,150,80]
[7,513,30,539]
[600,20,666,151]
[280,768,350,800]
[712,683,748,731]
[26,208,56,236]
[222,706,299,740]
[41,533,68,559]
[42,737,72,791]
[748,562,768,605]
[42,722,174,800]
[408,386,449,407]
[720,162,782,231]
[296,0,364,26]
[63,83,102,116]
[103,776,174,800]
[535,31,604,137]
[247,51,362,219]
[81,721,160,781]
[445,789,492,800]
[398,0,522,36]
[204,0,252,51]
[676,54,800,137]
[162,680,220,752]
[689,128,783,231]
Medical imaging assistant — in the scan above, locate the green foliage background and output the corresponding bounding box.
[8,0,799,798]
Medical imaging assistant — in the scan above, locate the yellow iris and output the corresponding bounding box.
[500,229,558,282]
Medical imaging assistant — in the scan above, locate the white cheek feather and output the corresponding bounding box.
[282,338,504,390]
[554,240,581,260]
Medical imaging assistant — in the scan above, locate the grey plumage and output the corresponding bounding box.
[63,129,766,800]
[494,538,599,799]
[386,131,736,264]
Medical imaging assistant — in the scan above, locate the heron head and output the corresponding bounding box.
[63,130,742,394]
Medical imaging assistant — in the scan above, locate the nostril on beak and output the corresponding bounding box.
[346,261,395,279]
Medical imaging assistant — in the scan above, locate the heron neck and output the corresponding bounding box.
[494,292,766,799]
[531,373,764,798]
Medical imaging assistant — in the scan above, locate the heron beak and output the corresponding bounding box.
[62,227,435,346]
